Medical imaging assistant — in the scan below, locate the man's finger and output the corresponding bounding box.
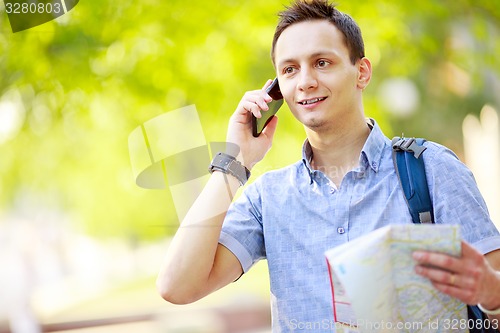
[262,79,274,90]
[413,250,459,270]
[261,115,278,140]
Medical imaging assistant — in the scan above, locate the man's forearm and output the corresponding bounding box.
[156,171,241,303]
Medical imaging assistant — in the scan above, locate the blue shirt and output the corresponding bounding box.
[219,119,500,332]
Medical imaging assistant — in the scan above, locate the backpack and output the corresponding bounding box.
[392,137,493,333]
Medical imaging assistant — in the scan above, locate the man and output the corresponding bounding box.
[157,0,500,331]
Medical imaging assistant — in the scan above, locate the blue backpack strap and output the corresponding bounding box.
[391,137,433,224]
[391,136,492,332]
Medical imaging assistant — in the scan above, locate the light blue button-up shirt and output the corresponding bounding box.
[219,119,500,332]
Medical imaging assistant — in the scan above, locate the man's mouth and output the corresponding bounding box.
[298,97,327,105]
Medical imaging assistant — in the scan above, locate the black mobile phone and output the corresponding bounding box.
[252,78,283,137]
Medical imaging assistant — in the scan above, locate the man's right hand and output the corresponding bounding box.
[226,79,279,170]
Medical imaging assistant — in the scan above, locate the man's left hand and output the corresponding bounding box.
[413,240,500,311]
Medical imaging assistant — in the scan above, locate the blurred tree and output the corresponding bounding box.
[0,0,498,239]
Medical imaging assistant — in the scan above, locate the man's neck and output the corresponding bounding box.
[307,116,371,187]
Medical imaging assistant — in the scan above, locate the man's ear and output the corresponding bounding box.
[357,57,372,90]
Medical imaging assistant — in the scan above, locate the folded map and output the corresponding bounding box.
[325,224,467,333]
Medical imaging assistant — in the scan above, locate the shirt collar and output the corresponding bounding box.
[361,118,387,173]
[301,118,388,183]
[301,140,315,184]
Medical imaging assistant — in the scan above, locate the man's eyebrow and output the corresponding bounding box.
[277,51,341,68]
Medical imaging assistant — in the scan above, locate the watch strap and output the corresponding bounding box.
[478,303,500,315]
[208,152,250,186]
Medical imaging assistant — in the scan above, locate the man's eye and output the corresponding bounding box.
[284,67,295,74]
[317,60,330,67]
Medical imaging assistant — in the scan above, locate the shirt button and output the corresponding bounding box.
[329,187,335,194]
[337,227,345,234]
[371,161,377,169]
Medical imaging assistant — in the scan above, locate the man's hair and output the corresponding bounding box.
[271,0,365,65]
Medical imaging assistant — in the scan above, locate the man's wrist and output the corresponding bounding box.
[478,303,500,315]
[478,270,500,314]
[208,152,251,186]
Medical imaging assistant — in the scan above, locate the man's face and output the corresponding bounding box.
[274,20,365,131]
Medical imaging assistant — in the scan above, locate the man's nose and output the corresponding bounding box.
[297,68,318,91]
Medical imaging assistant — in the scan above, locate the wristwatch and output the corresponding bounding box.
[208,152,251,186]
[478,303,500,315]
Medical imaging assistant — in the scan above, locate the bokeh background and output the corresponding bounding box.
[1,0,499,332]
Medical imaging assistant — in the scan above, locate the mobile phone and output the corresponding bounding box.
[252,78,283,137]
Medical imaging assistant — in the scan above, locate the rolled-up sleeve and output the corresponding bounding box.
[219,180,266,273]
[425,142,500,254]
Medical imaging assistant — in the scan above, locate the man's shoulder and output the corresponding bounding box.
[417,140,473,180]
[250,160,305,187]
[421,140,461,163]
[390,138,467,178]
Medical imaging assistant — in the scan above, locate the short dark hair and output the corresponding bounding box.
[271,0,365,65]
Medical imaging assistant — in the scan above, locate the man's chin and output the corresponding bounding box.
[303,118,328,130]
[291,111,328,130]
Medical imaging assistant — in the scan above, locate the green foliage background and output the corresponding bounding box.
[0,0,499,240]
